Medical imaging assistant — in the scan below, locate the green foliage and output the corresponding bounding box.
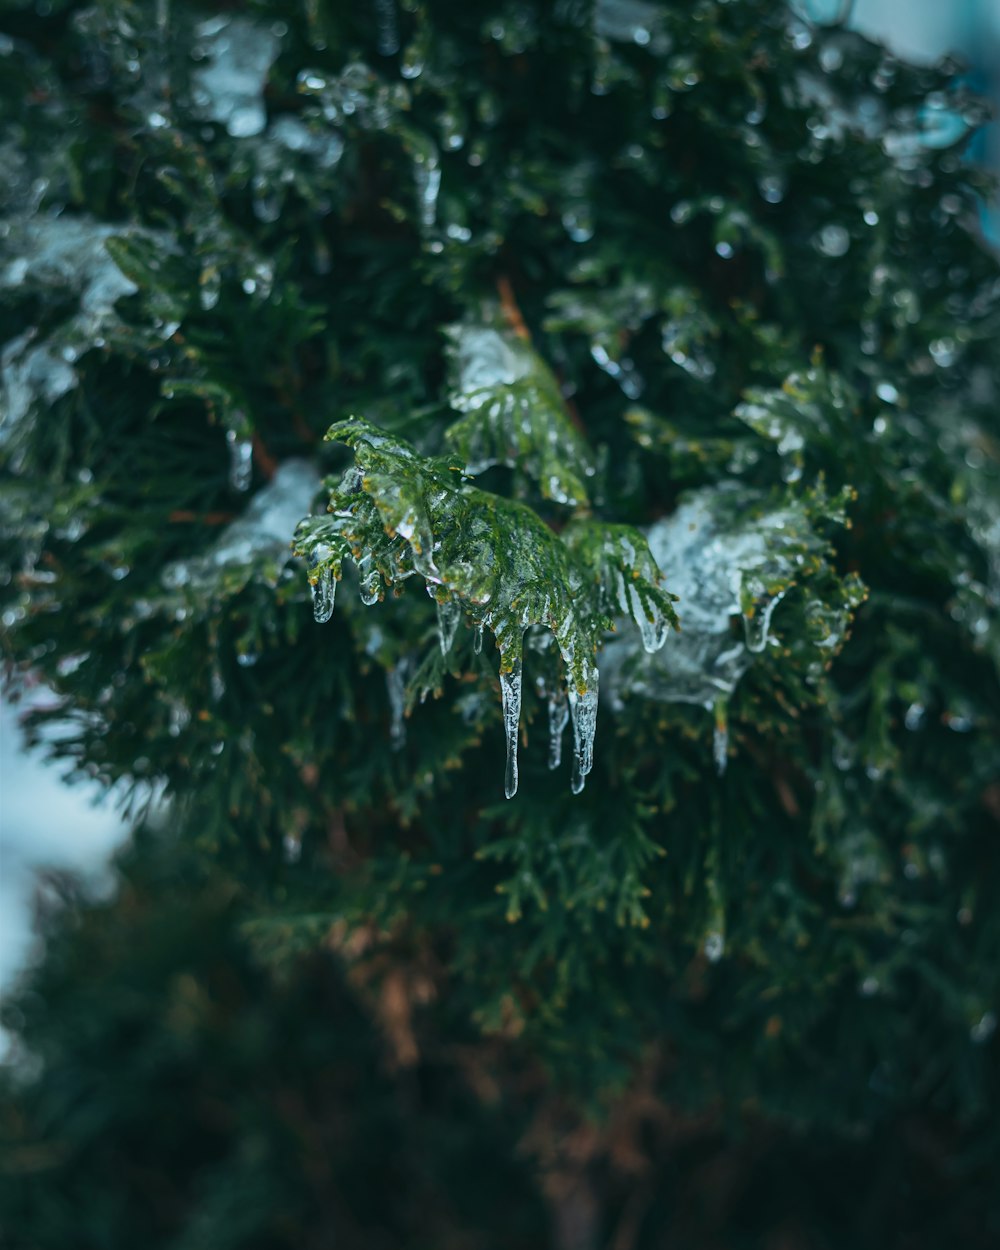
[1,0,999,1244]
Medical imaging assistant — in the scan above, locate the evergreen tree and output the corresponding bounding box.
[1,1,998,1246]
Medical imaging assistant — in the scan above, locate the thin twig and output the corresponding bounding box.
[497,274,531,341]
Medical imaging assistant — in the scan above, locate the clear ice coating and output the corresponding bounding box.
[0,216,150,439]
[192,15,281,138]
[604,489,797,702]
[164,459,320,592]
[661,315,716,381]
[292,421,666,799]
[589,340,644,399]
[500,659,523,799]
[601,487,810,771]
[444,323,596,506]
[734,393,808,481]
[266,116,345,168]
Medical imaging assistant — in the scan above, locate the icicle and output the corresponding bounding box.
[435,598,462,654]
[358,554,381,605]
[153,0,172,105]
[713,702,729,776]
[742,591,785,653]
[703,931,725,962]
[473,621,484,654]
[309,545,336,623]
[225,426,253,492]
[418,161,441,229]
[548,687,569,771]
[373,0,399,56]
[210,662,226,702]
[500,659,523,799]
[567,669,599,795]
[412,142,441,228]
[386,659,408,749]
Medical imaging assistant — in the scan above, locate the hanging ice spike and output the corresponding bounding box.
[499,659,523,800]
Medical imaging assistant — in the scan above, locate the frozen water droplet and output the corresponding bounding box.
[904,702,925,731]
[400,44,423,78]
[929,337,957,367]
[473,621,484,654]
[815,224,850,257]
[199,265,221,310]
[704,931,725,962]
[439,110,465,151]
[500,659,523,800]
[210,664,226,701]
[358,556,381,605]
[670,200,693,224]
[818,43,843,73]
[168,699,190,737]
[562,207,594,243]
[225,427,253,492]
[875,381,899,403]
[236,648,258,667]
[436,598,462,654]
[758,173,786,204]
[971,1011,997,1044]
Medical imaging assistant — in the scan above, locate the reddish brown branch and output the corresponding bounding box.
[496,274,531,341]
[252,432,279,480]
[168,510,236,525]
